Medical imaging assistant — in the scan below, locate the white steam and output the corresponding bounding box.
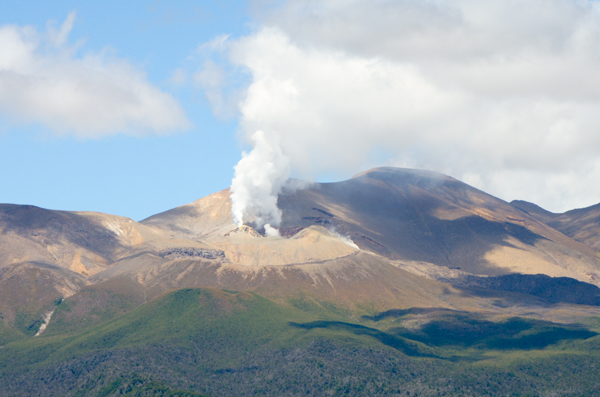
[203,0,600,214]
[264,223,281,237]
[230,130,291,228]
[330,230,359,249]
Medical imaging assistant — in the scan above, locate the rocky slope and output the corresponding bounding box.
[512,199,600,252]
[3,167,600,336]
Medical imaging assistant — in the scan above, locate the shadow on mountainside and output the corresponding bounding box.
[0,204,124,261]
[289,321,436,358]
[362,307,466,322]
[356,310,598,351]
[454,274,600,306]
[278,168,548,276]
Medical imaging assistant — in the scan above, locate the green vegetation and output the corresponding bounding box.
[0,321,26,345]
[1,287,600,396]
[44,278,146,337]
[93,373,205,396]
[290,320,436,357]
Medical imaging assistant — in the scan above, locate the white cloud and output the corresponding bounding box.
[0,13,190,138]
[47,11,76,47]
[169,67,188,86]
[218,0,600,213]
[193,35,247,120]
[194,60,228,118]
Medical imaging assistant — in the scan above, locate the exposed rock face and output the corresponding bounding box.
[158,248,226,260]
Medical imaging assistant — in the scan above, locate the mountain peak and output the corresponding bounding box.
[351,166,456,182]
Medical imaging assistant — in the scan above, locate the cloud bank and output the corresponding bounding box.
[0,12,190,137]
[214,0,600,222]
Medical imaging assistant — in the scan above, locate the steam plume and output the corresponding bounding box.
[230,130,291,229]
[205,0,600,214]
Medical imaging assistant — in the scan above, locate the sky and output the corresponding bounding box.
[2,0,600,221]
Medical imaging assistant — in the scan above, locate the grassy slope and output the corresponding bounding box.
[0,321,26,345]
[43,277,146,337]
[1,287,600,396]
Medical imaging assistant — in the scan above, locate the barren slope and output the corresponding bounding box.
[512,200,600,252]
[139,167,600,286]
[274,168,600,285]
[5,167,600,336]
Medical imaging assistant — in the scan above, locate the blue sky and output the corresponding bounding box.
[3,0,600,222]
[1,1,250,220]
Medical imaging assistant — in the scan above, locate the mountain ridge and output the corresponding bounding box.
[3,167,600,395]
[512,199,600,252]
[3,167,600,336]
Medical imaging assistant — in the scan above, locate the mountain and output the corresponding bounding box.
[3,167,600,395]
[277,168,600,282]
[4,167,600,334]
[0,203,204,335]
[512,199,600,252]
[142,167,600,281]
